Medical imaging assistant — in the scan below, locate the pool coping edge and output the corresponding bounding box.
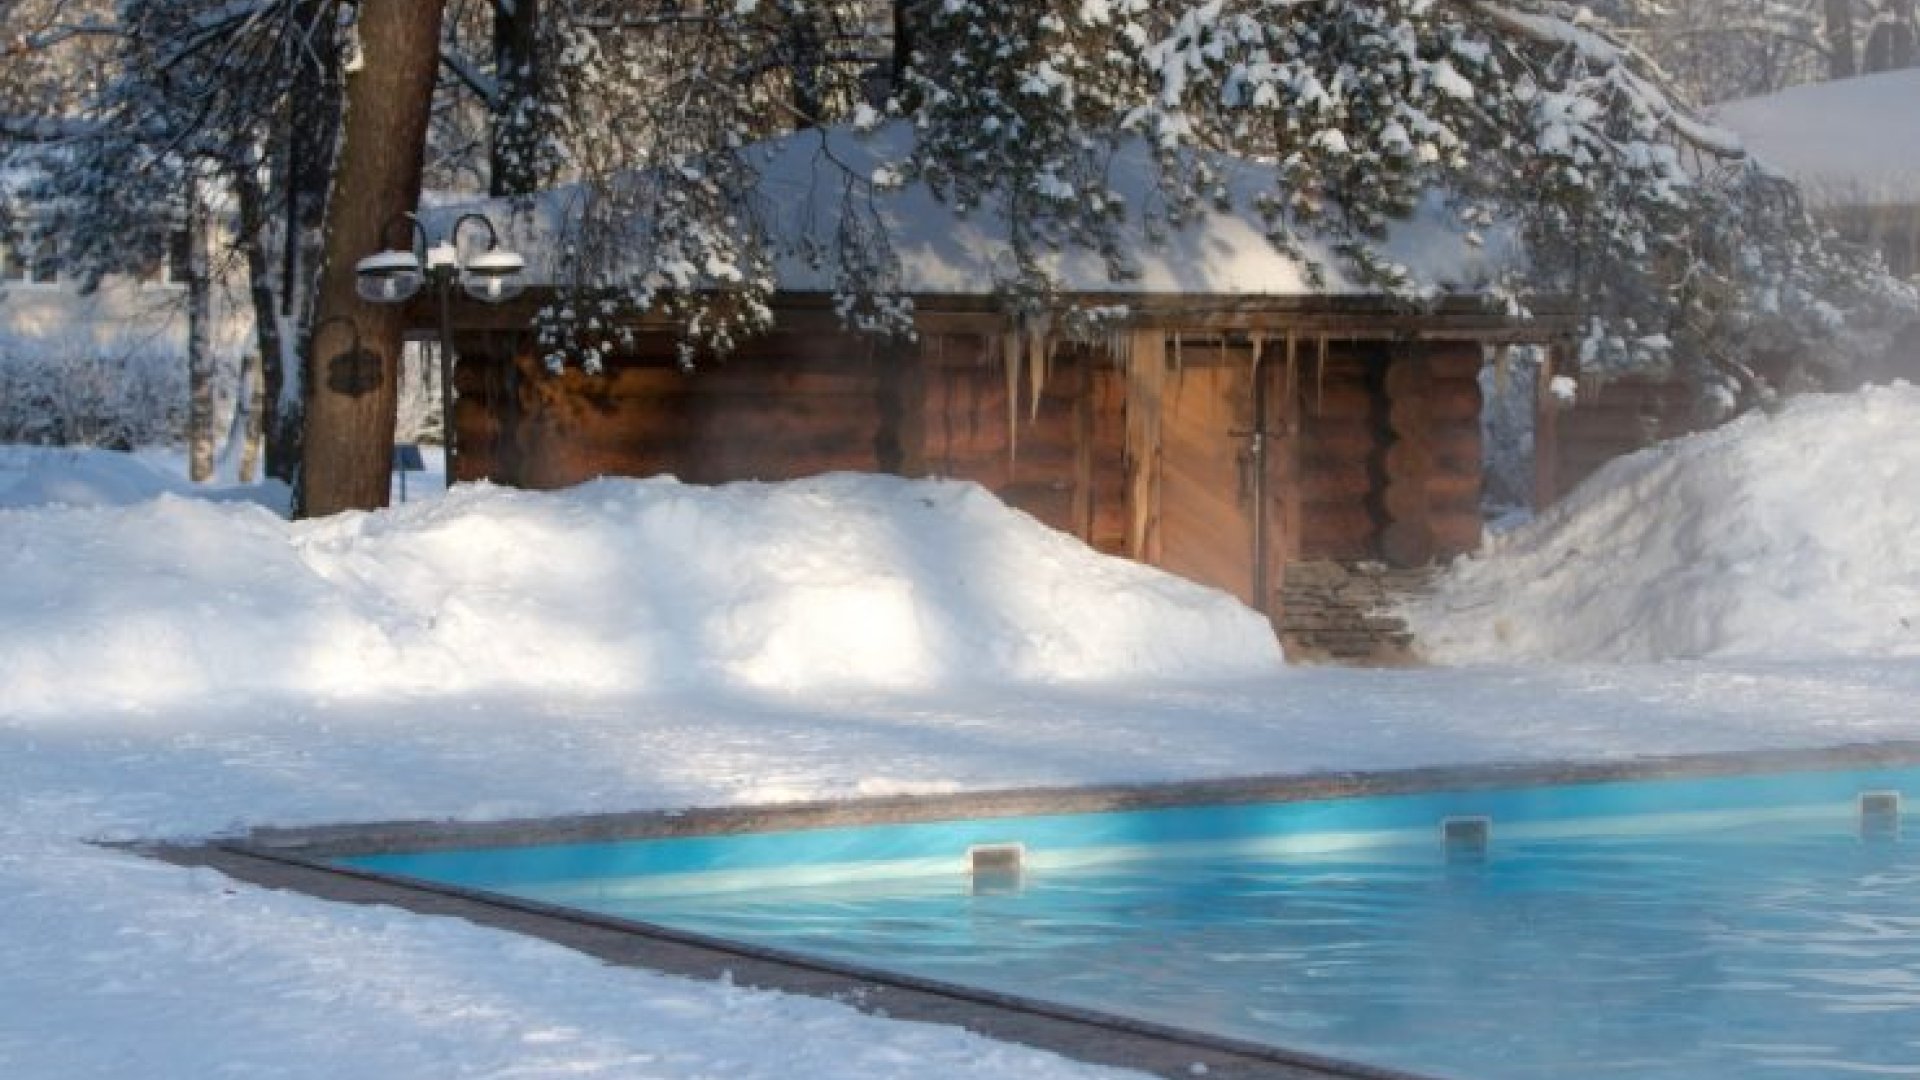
[234,739,1920,857]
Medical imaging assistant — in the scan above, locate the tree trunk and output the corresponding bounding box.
[214,347,261,482]
[186,191,216,483]
[296,0,447,518]
[265,0,344,486]
[1875,0,1916,70]
[892,0,921,96]
[234,169,299,483]
[790,14,824,126]
[1825,0,1859,78]
[238,349,265,483]
[491,0,540,196]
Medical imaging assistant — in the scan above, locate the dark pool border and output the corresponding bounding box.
[152,741,1920,1080]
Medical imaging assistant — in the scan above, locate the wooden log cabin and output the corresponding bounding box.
[437,291,1573,616]
[419,124,1584,620]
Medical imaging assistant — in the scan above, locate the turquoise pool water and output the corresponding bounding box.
[344,767,1920,1080]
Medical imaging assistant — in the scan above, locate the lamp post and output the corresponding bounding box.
[354,212,525,488]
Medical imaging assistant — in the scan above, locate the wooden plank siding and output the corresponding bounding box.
[1156,348,1259,605]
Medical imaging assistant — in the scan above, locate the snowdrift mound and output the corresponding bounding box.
[1407,384,1920,663]
[0,445,288,512]
[0,472,1279,712]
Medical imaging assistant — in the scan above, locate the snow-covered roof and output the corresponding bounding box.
[1713,70,1920,209]
[447,123,1522,299]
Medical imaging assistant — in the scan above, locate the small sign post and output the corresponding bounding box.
[392,443,427,503]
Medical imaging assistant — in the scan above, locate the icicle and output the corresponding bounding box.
[1315,334,1329,415]
[1003,327,1023,464]
[1027,313,1052,423]
[1285,332,1298,419]
[1126,331,1167,561]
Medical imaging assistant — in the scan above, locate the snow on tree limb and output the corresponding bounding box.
[1463,0,1748,158]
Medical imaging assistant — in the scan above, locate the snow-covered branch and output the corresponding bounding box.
[1463,0,1746,158]
[0,114,103,142]
[438,43,498,107]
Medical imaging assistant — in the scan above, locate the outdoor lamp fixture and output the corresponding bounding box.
[309,314,379,398]
[353,211,526,488]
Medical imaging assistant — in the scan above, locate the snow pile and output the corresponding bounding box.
[0,471,1278,712]
[1714,69,1920,208]
[0,445,288,511]
[1408,383,1920,663]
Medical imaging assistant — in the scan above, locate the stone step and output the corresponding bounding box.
[1274,559,1437,668]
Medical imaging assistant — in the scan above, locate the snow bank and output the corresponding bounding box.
[0,471,1278,712]
[0,445,288,511]
[14,438,1920,1080]
[1408,383,1920,663]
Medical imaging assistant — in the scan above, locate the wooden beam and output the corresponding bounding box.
[1124,329,1167,563]
[430,288,1583,340]
[1533,343,1561,510]
[1072,352,1095,542]
[1379,347,1436,566]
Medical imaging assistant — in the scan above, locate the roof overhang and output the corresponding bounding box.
[427,289,1579,345]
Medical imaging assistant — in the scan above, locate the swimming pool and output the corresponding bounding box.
[339,764,1920,1080]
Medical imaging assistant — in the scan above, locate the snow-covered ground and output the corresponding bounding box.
[7,385,1920,1078]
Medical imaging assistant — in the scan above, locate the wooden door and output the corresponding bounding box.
[1156,357,1260,606]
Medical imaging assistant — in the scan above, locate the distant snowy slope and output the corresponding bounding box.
[1714,70,1920,207]
[1407,383,1920,663]
[0,471,1279,712]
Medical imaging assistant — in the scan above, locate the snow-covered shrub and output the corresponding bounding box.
[0,331,187,448]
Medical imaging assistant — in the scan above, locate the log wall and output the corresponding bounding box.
[454,328,1128,551]
[453,329,892,489]
[1541,374,1695,503]
[452,317,1498,613]
[1395,342,1484,559]
[1291,340,1388,560]
[1283,340,1482,565]
[911,334,1120,543]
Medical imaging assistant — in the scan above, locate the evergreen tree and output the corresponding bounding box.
[520,0,1914,404]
